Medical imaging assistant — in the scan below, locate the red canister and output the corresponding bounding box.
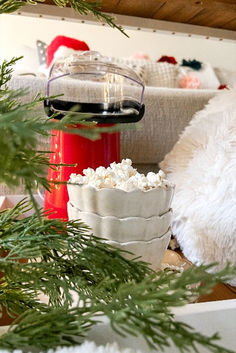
[44,127,120,220]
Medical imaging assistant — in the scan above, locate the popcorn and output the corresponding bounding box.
[94,166,107,178]
[69,159,172,191]
[83,167,95,178]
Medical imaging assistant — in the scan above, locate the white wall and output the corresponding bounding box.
[0,13,236,70]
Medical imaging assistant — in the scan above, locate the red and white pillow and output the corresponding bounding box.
[35,36,90,76]
[46,35,90,68]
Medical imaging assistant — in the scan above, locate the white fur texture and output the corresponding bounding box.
[160,88,236,286]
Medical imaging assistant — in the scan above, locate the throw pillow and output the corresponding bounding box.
[160,88,236,285]
[145,62,179,88]
[214,67,236,87]
[112,57,147,84]
[178,63,220,89]
[46,35,90,67]
[13,44,38,72]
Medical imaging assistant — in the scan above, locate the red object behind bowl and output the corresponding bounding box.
[44,125,120,220]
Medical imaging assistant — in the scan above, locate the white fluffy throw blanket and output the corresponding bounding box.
[160,88,236,286]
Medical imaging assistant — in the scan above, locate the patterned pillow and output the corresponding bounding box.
[145,62,179,88]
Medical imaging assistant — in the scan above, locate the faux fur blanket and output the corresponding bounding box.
[160,88,236,286]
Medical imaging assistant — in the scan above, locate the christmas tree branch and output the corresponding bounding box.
[0,201,150,309]
[0,0,127,36]
[0,201,236,352]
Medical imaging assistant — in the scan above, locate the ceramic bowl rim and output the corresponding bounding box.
[104,228,171,246]
[67,182,174,194]
[68,202,172,221]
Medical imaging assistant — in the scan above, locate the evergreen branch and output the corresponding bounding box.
[1,270,236,352]
[93,267,236,353]
[0,285,40,318]
[0,201,235,352]
[0,201,150,308]
[0,0,24,13]
[0,57,22,88]
[0,305,96,350]
[0,0,127,36]
[67,0,128,37]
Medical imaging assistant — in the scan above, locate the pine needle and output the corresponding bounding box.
[0,201,235,352]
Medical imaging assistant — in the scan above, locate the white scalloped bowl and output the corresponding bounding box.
[68,202,172,242]
[67,184,174,218]
[104,229,171,270]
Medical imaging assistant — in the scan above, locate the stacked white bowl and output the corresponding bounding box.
[67,160,175,270]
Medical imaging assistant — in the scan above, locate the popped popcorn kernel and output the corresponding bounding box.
[69,159,172,191]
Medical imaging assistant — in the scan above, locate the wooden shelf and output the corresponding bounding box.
[43,0,236,31]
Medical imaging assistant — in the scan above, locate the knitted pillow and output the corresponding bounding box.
[160,88,236,285]
[178,63,220,89]
[145,62,179,88]
[112,57,147,84]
